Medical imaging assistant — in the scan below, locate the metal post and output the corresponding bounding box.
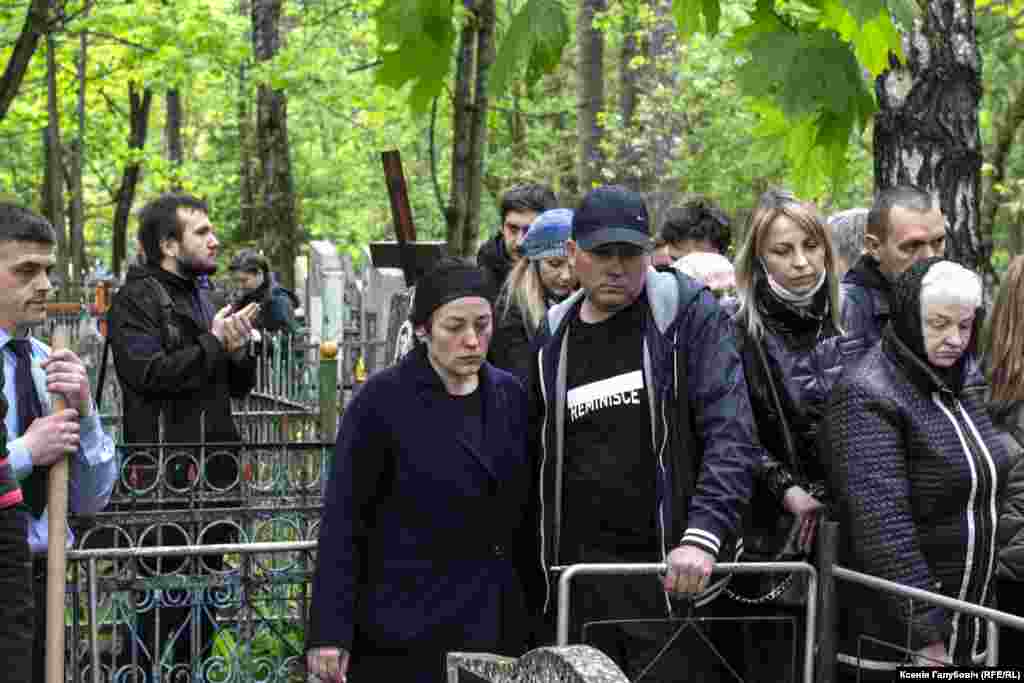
[816,521,839,683]
[319,342,339,443]
[988,618,1000,666]
[89,558,101,683]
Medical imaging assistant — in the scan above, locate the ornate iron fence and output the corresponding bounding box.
[66,540,317,683]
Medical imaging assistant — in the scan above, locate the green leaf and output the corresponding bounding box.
[374,0,456,113]
[887,0,918,31]
[672,0,721,37]
[838,0,886,26]
[702,0,721,35]
[492,0,570,93]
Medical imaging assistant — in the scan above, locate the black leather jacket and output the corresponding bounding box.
[736,278,864,505]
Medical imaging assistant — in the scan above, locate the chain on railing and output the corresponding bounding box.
[555,561,819,683]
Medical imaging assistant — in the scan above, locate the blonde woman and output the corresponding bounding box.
[487,209,576,380]
[727,191,856,682]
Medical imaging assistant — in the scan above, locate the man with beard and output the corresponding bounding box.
[107,194,259,675]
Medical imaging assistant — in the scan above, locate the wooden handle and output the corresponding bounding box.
[46,325,70,683]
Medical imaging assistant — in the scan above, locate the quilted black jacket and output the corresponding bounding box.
[821,326,1008,669]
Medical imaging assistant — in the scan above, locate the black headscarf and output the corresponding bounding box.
[890,257,981,390]
[410,258,495,327]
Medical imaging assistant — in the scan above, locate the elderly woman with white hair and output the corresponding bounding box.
[821,257,1009,679]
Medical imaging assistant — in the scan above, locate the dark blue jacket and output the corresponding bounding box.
[840,255,892,351]
[307,344,535,662]
[531,268,761,613]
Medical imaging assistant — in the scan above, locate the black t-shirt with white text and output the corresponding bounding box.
[561,294,656,560]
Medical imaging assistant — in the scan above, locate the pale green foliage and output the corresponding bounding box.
[490,0,571,94]
[675,0,907,196]
[375,0,570,114]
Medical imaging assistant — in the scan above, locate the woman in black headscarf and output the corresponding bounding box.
[821,257,1009,679]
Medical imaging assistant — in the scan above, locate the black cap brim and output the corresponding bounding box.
[575,227,652,251]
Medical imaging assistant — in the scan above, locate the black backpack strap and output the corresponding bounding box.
[94,332,111,410]
[144,276,182,349]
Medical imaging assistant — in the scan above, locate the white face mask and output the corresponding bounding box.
[761,259,826,307]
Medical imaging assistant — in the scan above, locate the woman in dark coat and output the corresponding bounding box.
[728,192,858,681]
[821,257,1008,679]
[306,259,536,682]
[984,254,1024,668]
[487,209,575,381]
[229,250,299,334]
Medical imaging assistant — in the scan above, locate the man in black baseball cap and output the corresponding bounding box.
[529,185,761,680]
[565,185,653,316]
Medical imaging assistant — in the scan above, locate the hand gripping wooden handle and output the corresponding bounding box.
[46,325,70,683]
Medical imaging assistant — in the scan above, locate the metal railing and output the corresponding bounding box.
[831,565,1024,669]
[556,561,818,683]
[68,540,317,683]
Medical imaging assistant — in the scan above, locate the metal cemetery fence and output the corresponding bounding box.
[66,540,317,683]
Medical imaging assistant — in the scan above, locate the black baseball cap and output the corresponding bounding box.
[572,185,652,251]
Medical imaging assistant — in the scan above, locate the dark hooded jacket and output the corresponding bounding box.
[735,271,866,521]
[840,254,892,351]
[108,264,257,451]
[233,278,300,334]
[821,258,1008,669]
[530,267,761,614]
[476,233,514,291]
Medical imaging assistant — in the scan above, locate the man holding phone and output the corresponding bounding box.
[107,194,259,674]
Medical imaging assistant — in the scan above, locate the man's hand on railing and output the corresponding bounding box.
[664,545,715,595]
[307,646,349,682]
[913,641,950,667]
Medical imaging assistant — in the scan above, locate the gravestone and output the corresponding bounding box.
[307,240,347,345]
[446,646,628,683]
[360,249,405,372]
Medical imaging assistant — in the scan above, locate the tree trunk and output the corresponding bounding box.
[0,0,49,123]
[460,0,495,257]
[577,0,606,191]
[69,30,87,286]
[111,85,153,279]
[43,32,67,286]
[447,0,476,253]
[642,0,683,228]
[980,78,1024,253]
[252,0,298,290]
[874,1,986,276]
[165,88,183,191]
[238,63,257,242]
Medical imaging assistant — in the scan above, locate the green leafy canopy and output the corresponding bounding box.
[491,0,570,94]
[375,0,570,114]
[673,0,909,194]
